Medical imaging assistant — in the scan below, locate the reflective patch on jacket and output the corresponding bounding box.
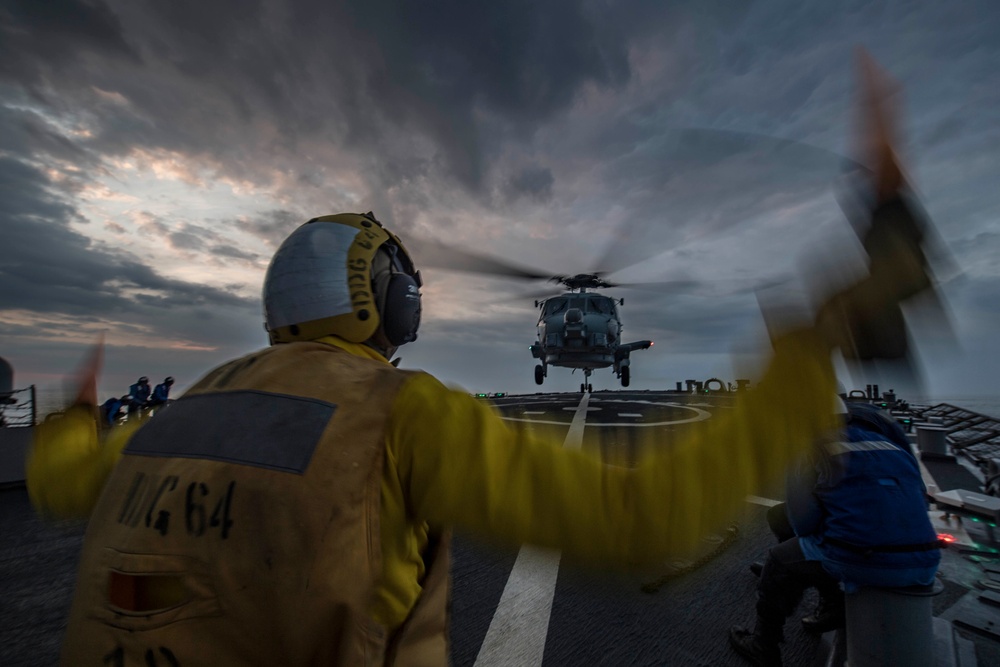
[823,439,902,456]
[125,390,334,474]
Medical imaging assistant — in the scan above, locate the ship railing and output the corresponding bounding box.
[912,403,1000,490]
[0,385,36,429]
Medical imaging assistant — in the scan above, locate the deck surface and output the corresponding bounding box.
[2,389,999,666]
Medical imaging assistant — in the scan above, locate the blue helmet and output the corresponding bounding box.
[845,402,909,448]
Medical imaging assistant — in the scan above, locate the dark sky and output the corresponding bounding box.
[1,0,998,405]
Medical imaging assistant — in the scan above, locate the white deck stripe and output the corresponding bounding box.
[911,441,940,496]
[746,495,782,507]
[474,394,591,667]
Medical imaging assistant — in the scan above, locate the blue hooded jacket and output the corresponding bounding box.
[151,381,171,404]
[129,381,151,405]
[787,403,940,590]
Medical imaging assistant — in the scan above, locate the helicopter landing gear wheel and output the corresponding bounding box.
[581,369,593,393]
[587,384,593,393]
[621,366,630,387]
[534,364,544,385]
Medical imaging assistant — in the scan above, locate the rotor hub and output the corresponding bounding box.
[550,273,614,291]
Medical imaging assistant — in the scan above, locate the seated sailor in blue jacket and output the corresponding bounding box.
[99,395,129,428]
[147,376,174,408]
[126,376,151,415]
[729,401,941,667]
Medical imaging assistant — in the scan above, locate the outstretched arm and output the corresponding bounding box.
[25,338,140,520]
[27,406,140,519]
[390,327,838,566]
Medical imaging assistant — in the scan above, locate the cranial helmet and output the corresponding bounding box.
[138,376,149,384]
[263,212,422,347]
[845,402,909,448]
[164,377,175,385]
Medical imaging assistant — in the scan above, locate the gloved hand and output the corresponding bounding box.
[815,193,933,360]
[814,49,942,361]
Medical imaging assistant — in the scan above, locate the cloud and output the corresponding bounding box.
[0,0,643,206]
[2,0,1000,403]
[0,100,91,164]
[168,229,204,251]
[0,155,257,337]
[209,244,260,262]
[239,209,306,247]
[0,0,140,86]
[503,165,554,203]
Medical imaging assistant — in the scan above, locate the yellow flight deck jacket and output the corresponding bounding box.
[28,328,837,666]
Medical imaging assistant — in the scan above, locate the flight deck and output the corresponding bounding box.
[2,389,999,666]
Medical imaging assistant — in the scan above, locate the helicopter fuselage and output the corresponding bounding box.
[534,293,618,367]
[529,290,651,390]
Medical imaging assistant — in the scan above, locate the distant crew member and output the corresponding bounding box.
[126,376,150,415]
[148,376,174,408]
[100,395,129,428]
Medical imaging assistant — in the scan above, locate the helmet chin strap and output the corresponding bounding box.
[363,328,398,362]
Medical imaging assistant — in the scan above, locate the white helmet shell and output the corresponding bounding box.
[263,213,419,345]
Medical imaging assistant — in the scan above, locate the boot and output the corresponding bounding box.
[729,620,783,667]
[801,596,846,633]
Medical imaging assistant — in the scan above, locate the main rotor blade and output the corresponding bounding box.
[404,236,551,281]
[408,127,872,289]
[607,279,702,292]
[499,287,566,304]
[673,128,865,173]
[614,275,795,299]
[591,128,861,277]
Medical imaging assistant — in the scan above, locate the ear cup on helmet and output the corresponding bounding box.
[381,272,421,345]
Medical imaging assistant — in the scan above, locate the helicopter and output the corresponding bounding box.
[529,273,651,392]
[404,234,687,392]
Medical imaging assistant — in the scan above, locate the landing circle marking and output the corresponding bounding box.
[501,400,711,427]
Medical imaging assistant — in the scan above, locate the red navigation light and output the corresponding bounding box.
[937,533,957,544]
[650,341,654,346]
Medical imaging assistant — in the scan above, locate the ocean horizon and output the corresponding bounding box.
[22,383,1000,424]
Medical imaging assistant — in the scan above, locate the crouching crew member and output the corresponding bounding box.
[729,402,940,667]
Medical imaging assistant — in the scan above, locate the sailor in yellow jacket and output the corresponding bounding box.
[27,208,925,666]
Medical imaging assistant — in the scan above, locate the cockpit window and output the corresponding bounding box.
[589,297,611,314]
[544,296,615,315]
[544,298,569,316]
